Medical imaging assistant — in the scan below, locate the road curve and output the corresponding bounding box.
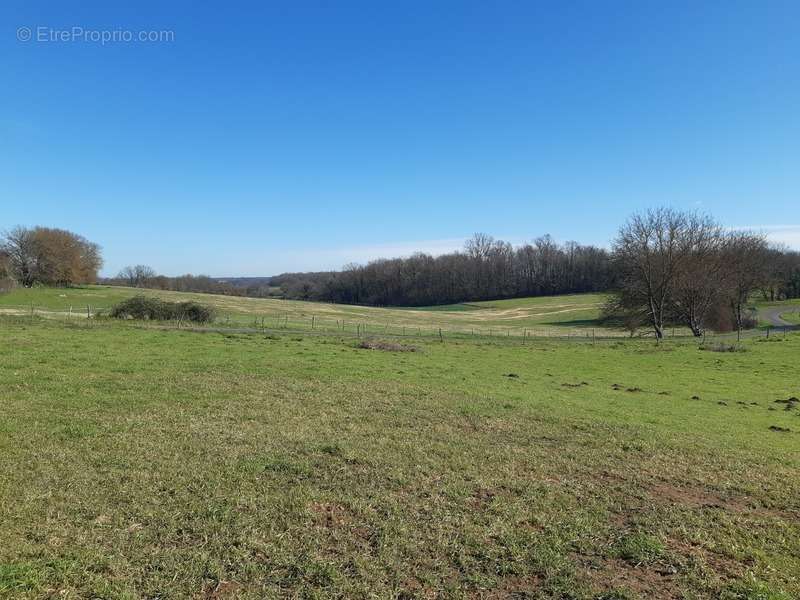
[758,305,800,328]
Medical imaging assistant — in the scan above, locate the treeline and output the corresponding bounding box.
[276,229,800,312]
[605,208,800,337]
[278,235,613,305]
[107,235,614,306]
[106,266,249,296]
[0,226,102,288]
[6,216,797,329]
[110,222,800,319]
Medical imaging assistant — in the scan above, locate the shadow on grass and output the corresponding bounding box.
[540,318,603,327]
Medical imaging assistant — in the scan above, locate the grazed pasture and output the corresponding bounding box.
[0,286,609,336]
[1,312,798,598]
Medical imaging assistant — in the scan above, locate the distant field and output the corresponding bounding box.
[1,317,798,598]
[2,286,796,341]
[0,286,611,336]
[782,311,800,324]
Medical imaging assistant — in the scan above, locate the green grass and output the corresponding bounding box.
[0,286,612,336]
[1,315,799,598]
[780,311,800,324]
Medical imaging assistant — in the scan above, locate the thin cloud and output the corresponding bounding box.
[732,225,800,249]
[328,238,468,262]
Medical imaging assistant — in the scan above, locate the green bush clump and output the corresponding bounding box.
[109,295,215,323]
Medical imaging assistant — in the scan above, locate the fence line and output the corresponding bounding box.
[3,305,796,345]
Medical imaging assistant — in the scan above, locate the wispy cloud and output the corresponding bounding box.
[732,225,800,249]
[325,238,468,262]
[280,238,469,272]
[219,235,535,276]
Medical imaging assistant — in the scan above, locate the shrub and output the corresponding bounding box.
[357,340,417,352]
[700,343,747,353]
[175,301,216,323]
[110,296,215,323]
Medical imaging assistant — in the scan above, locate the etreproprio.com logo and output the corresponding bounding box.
[17,26,175,45]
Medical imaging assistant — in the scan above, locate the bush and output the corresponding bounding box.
[110,296,216,323]
[700,343,747,353]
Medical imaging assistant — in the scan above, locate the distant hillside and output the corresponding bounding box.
[213,277,274,288]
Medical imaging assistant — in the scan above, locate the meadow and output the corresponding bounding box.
[0,286,611,338]
[1,302,799,598]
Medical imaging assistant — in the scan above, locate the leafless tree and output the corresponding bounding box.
[611,208,694,338]
[723,231,768,338]
[669,215,727,336]
[118,265,157,288]
[1,227,38,287]
[0,249,14,293]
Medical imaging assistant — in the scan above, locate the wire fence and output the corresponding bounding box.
[4,304,796,346]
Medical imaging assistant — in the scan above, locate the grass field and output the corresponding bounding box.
[0,286,611,337]
[1,313,799,598]
[783,312,800,324]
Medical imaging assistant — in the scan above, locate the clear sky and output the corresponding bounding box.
[2,1,799,276]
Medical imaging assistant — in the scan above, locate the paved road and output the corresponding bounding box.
[758,305,800,328]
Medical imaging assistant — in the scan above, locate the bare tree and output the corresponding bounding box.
[611,208,694,338]
[464,233,494,260]
[0,249,14,293]
[118,265,157,288]
[669,215,727,336]
[1,227,38,287]
[723,231,768,339]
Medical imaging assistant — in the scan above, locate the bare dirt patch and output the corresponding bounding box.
[473,575,543,598]
[769,425,792,433]
[310,501,351,528]
[649,482,750,513]
[203,580,241,598]
[775,397,799,411]
[357,340,418,352]
[578,555,683,599]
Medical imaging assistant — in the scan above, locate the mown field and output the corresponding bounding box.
[0,286,609,337]
[1,311,799,599]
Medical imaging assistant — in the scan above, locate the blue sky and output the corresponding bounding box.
[2,1,799,276]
